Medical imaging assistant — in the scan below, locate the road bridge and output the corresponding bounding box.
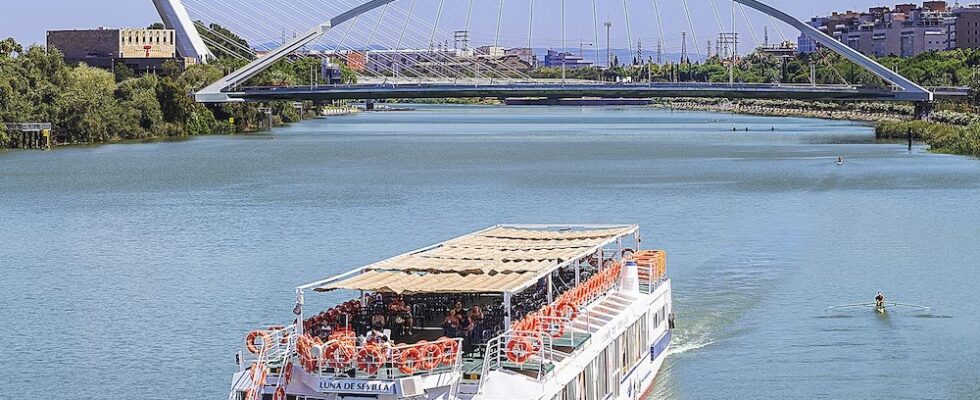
[154,0,937,105]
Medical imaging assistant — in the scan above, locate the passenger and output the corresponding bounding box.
[392,297,414,337]
[365,321,389,345]
[452,301,464,315]
[459,312,473,337]
[371,308,386,329]
[469,305,485,326]
[442,309,460,337]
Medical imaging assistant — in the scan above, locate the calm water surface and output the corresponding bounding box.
[1,105,979,400]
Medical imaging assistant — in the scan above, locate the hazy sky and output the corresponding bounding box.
[0,1,907,48]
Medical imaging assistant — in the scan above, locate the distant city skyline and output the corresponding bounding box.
[0,0,947,50]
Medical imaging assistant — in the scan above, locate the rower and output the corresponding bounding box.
[837,156,844,165]
[875,291,885,308]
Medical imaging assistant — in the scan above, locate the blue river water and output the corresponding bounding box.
[1,105,979,400]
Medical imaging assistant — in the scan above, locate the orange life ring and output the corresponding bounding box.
[273,386,287,400]
[397,347,422,375]
[243,388,257,400]
[250,363,269,386]
[323,342,355,369]
[506,337,535,364]
[420,343,443,370]
[245,330,272,354]
[556,301,578,320]
[282,362,293,384]
[296,335,317,372]
[329,329,356,345]
[542,317,565,338]
[439,338,460,365]
[357,346,386,375]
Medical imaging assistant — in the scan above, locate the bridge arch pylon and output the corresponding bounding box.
[183,0,933,103]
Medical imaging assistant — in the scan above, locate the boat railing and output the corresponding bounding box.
[479,330,556,387]
[300,336,465,381]
[634,250,667,294]
[239,325,297,366]
[233,325,298,400]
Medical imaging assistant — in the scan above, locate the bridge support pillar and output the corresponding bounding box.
[914,102,934,121]
[366,100,375,111]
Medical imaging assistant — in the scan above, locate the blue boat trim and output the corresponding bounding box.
[650,330,672,361]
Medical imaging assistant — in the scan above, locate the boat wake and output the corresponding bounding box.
[666,338,714,356]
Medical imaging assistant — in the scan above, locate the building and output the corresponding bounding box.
[47,27,184,73]
[798,1,962,57]
[543,50,593,69]
[505,47,537,67]
[954,6,980,48]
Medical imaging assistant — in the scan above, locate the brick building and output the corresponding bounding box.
[799,1,967,57]
[47,27,185,73]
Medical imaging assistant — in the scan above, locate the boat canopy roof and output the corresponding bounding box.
[305,224,638,294]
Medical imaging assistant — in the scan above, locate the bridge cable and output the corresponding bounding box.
[392,0,419,83]
[207,0,308,53]
[737,3,760,49]
[323,0,467,82]
[190,21,256,61]
[651,0,666,65]
[561,0,566,85]
[182,10,258,58]
[377,0,527,83]
[333,0,461,82]
[681,0,703,63]
[184,0,281,55]
[591,0,601,71]
[622,0,635,66]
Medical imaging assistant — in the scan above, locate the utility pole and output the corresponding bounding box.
[681,32,688,64]
[637,40,643,66]
[656,40,663,65]
[605,21,612,68]
[707,40,712,59]
[764,26,769,48]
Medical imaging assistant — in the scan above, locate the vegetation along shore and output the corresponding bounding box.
[4,28,980,157]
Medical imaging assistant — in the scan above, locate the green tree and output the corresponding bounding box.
[56,64,123,143]
[0,123,8,147]
[0,37,23,57]
[114,62,135,82]
[156,77,194,124]
[115,75,163,137]
[147,22,166,30]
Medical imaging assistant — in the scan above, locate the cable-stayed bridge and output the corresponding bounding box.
[153,0,937,106]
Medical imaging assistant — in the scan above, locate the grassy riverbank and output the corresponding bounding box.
[651,98,980,158]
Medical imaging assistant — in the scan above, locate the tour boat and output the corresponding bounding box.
[228,224,673,400]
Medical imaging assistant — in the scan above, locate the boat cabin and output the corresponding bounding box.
[231,225,669,400]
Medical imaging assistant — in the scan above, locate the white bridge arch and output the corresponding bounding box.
[154,0,933,104]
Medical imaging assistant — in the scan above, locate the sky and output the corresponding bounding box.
[0,1,910,49]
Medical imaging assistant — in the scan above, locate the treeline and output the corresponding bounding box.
[530,47,980,91]
[0,35,326,148]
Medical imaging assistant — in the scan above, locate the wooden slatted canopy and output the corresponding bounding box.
[309,225,637,294]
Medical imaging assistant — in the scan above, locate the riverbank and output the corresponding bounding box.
[650,98,980,158]
[649,98,912,123]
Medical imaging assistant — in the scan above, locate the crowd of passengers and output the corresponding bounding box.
[303,266,598,355]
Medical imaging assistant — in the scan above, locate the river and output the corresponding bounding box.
[1,105,978,400]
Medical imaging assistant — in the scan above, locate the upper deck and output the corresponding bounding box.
[230,225,668,400]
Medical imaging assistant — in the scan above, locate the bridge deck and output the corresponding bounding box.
[229,83,939,102]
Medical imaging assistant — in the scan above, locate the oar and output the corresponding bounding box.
[827,303,875,310]
[888,302,930,310]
